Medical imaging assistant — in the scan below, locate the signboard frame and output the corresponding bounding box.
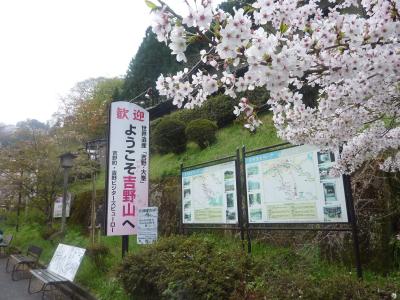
[180,150,245,244]
[243,143,351,226]
[241,143,362,278]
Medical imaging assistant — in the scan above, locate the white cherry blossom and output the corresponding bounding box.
[149,0,400,173]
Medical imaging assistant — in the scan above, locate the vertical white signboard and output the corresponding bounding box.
[106,101,149,236]
[53,193,72,218]
[137,207,158,244]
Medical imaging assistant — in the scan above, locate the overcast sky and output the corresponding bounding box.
[0,0,192,125]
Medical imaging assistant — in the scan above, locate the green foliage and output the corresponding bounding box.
[153,118,187,154]
[0,222,136,300]
[87,243,111,272]
[149,177,180,236]
[120,26,204,105]
[120,28,182,104]
[165,94,238,128]
[144,0,158,10]
[150,113,282,179]
[117,235,252,300]
[40,226,58,240]
[390,235,400,269]
[186,119,218,149]
[118,234,400,300]
[200,94,238,127]
[21,208,47,225]
[69,189,104,227]
[241,270,398,300]
[57,77,123,143]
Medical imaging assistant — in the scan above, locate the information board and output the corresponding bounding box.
[182,161,238,224]
[137,207,158,244]
[53,193,71,218]
[48,244,86,281]
[106,101,149,236]
[245,145,348,223]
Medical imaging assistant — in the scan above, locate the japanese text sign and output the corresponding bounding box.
[245,145,348,224]
[137,207,158,244]
[106,101,149,236]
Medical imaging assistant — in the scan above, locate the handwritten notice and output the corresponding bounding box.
[47,244,86,281]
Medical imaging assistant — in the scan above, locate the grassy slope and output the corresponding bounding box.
[150,113,282,179]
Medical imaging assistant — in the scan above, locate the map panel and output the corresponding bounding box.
[245,145,348,223]
[182,161,238,224]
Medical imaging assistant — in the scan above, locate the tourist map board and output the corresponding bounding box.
[245,145,348,223]
[182,161,238,224]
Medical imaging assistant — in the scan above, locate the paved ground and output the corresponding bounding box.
[0,257,42,300]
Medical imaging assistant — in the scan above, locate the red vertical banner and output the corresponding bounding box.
[106,101,149,236]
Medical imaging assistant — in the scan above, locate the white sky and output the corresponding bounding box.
[0,0,191,125]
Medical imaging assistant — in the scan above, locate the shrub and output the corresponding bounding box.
[150,118,163,153]
[161,94,237,129]
[40,226,58,240]
[70,189,104,227]
[172,107,203,125]
[153,118,187,154]
[117,235,252,300]
[200,94,237,128]
[186,119,218,149]
[239,270,399,300]
[87,243,111,272]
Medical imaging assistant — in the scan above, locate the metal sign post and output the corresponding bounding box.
[343,174,363,279]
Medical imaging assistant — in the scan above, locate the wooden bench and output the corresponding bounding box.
[6,245,43,281]
[28,243,86,300]
[0,234,13,257]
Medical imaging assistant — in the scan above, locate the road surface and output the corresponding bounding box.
[0,257,42,300]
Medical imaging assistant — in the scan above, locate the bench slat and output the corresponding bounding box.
[30,269,68,284]
[10,254,36,264]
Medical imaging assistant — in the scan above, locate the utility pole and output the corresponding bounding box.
[59,153,77,234]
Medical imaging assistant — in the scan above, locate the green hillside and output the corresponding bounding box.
[150,113,282,180]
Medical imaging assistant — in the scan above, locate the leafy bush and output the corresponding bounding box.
[169,94,237,128]
[70,189,104,227]
[117,235,252,300]
[87,243,111,272]
[186,119,218,149]
[153,118,187,154]
[172,106,203,125]
[118,234,400,300]
[150,118,163,153]
[40,226,58,240]
[239,270,399,300]
[200,94,237,127]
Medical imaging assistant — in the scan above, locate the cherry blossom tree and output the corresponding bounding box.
[147,0,399,174]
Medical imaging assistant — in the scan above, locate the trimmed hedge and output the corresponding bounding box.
[152,118,187,154]
[186,119,218,149]
[117,235,251,300]
[161,94,237,129]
